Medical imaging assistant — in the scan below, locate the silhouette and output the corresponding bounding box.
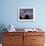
[20,16,22,19]
[24,14,30,19]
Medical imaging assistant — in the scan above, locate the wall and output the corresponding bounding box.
[0,0,46,29]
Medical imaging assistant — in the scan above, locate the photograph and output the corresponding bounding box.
[18,7,35,21]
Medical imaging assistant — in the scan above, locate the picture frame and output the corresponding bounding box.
[18,7,35,21]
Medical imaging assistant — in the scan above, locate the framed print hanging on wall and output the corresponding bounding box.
[18,7,35,21]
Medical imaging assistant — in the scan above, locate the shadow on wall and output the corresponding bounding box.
[0,24,7,43]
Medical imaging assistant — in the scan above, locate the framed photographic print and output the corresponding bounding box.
[18,7,35,21]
